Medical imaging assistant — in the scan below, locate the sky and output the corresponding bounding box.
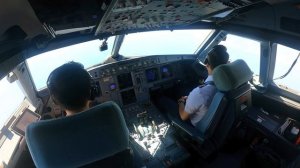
[273,44,300,92]
[1,30,300,129]
[0,79,24,128]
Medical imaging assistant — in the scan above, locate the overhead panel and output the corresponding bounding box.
[96,0,260,35]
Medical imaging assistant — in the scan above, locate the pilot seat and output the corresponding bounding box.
[172,59,253,158]
[25,101,133,168]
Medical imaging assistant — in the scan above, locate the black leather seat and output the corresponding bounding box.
[172,59,253,158]
[26,101,133,168]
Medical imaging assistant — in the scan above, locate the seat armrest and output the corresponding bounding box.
[172,119,204,142]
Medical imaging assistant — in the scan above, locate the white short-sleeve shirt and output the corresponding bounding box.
[184,75,217,126]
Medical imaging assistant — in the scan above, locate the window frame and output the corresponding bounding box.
[267,43,300,103]
[217,33,263,77]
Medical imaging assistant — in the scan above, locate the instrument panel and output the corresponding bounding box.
[88,55,194,107]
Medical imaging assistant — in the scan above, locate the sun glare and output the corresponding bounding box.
[131,122,170,156]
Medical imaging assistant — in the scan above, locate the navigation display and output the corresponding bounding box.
[146,68,159,82]
[161,65,172,78]
[117,73,133,89]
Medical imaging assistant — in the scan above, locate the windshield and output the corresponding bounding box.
[27,29,213,91]
[27,37,115,90]
[119,30,213,56]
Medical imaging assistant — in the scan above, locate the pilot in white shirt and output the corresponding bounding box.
[177,45,229,126]
[183,75,217,126]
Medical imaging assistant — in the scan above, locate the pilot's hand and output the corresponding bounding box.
[178,96,187,105]
[181,96,188,100]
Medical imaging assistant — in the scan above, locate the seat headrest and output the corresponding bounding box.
[26,101,129,168]
[212,59,253,92]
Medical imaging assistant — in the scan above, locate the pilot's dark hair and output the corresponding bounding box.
[47,62,91,111]
[204,45,229,69]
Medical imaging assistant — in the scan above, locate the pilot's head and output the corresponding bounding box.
[204,45,229,74]
[47,62,92,115]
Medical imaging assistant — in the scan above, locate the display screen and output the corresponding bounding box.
[161,65,173,78]
[121,89,137,105]
[11,108,40,136]
[145,68,159,82]
[95,81,102,96]
[117,73,133,89]
[109,83,117,90]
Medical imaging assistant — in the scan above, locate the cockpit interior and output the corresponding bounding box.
[1,0,300,167]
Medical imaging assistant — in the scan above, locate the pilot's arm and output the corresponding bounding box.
[178,96,189,120]
[179,87,204,122]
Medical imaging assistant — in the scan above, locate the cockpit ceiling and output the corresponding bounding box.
[28,0,109,36]
[27,0,261,37]
[96,0,260,35]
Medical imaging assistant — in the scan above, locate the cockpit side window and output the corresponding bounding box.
[219,34,261,76]
[273,44,300,95]
[0,76,25,164]
[0,77,25,130]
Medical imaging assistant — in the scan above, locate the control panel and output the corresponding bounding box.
[122,103,188,165]
[88,55,189,108]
